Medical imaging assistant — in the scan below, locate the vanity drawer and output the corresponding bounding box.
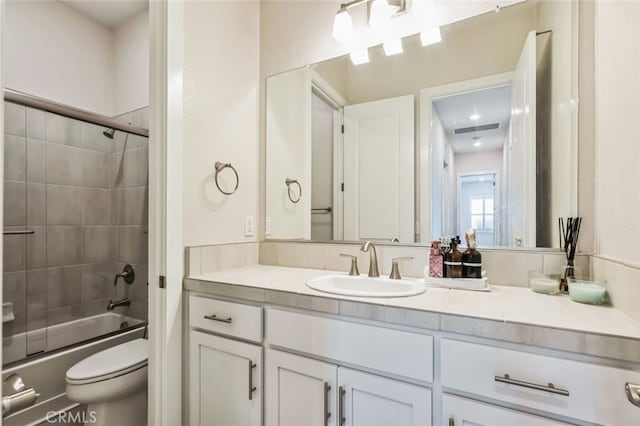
[267,308,433,382]
[189,295,263,343]
[441,339,640,425]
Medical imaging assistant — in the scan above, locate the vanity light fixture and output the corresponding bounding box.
[332,0,406,43]
[383,38,403,56]
[332,4,354,43]
[350,47,370,65]
[420,27,442,46]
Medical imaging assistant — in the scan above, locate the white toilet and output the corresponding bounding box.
[65,338,148,426]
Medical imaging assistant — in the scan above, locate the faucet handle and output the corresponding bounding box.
[390,257,413,280]
[339,254,360,276]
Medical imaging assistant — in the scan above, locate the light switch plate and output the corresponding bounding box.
[245,216,255,237]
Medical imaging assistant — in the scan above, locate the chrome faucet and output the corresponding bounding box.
[107,298,131,310]
[360,241,380,278]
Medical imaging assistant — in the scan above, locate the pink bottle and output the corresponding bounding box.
[429,240,443,278]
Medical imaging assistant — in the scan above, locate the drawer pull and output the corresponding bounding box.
[338,386,346,425]
[626,383,640,408]
[324,382,332,426]
[203,314,232,324]
[448,417,455,426]
[494,374,569,396]
[248,361,257,400]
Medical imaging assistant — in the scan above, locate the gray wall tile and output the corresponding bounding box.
[27,227,47,270]
[4,135,26,181]
[26,107,45,140]
[3,271,27,317]
[27,269,47,314]
[45,113,82,147]
[81,188,112,225]
[3,228,27,272]
[46,143,83,186]
[81,263,113,302]
[82,122,115,153]
[81,150,111,188]
[113,187,147,225]
[4,181,26,226]
[46,304,83,326]
[46,185,81,225]
[27,183,46,226]
[4,102,26,136]
[83,226,112,264]
[116,226,147,264]
[47,266,82,308]
[26,139,46,183]
[46,227,83,267]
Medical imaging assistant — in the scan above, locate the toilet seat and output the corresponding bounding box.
[66,339,148,385]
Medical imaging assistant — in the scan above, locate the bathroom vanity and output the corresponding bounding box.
[183,265,640,426]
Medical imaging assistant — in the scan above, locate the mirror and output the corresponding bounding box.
[265,0,578,248]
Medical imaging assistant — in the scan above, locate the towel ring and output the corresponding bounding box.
[285,178,302,204]
[214,162,239,195]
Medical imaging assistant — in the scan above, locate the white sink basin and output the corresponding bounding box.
[306,274,426,298]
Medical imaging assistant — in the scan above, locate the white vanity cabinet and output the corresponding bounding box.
[187,295,264,426]
[442,394,568,426]
[266,349,431,426]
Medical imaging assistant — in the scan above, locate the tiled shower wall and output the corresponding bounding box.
[2,101,148,359]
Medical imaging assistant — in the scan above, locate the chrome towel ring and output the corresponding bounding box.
[285,178,302,203]
[214,162,239,195]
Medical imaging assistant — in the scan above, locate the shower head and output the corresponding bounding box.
[103,128,115,139]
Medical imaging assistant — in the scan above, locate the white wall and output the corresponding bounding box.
[182,0,260,246]
[594,1,640,266]
[454,150,503,176]
[114,11,149,116]
[4,0,115,116]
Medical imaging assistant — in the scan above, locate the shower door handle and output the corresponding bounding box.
[3,230,35,235]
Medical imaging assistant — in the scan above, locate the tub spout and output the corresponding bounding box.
[107,298,131,311]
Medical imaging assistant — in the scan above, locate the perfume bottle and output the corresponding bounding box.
[463,229,482,278]
[445,238,463,278]
[429,240,443,278]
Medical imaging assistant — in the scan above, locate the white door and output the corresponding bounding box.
[507,31,536,247]
[343,95,414,243]
[443,394,567,426]
[189,331,262,426]
[339,367,431,426]
[266,349,338,426]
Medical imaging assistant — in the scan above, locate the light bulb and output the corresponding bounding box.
[350,48,370,65]
[369,0,392,30]
[383,38,403,56]
[332,7,354,44]
[420,27,442,46]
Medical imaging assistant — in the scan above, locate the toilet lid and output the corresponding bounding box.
[67,339,148,383]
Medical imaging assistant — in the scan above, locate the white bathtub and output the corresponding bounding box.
[2,319,145,426]
[3,312,144,365]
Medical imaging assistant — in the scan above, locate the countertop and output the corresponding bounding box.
[184,265,640,362]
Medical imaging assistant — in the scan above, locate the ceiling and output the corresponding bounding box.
[433,85,512,155]
[62,0,148,29]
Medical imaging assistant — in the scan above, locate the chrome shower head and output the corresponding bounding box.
[103,128,115,139]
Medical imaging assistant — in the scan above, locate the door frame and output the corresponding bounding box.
[456,170,501,246]
[148,1,183,425]
[418,72,514,244]
[0,0,5,373]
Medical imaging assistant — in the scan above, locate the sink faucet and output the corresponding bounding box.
[360,241,380,278]
[107,298,131,311]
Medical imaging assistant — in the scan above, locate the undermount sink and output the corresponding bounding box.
[306,274,426,298]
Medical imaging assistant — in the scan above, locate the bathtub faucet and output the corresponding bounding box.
[107,298,131,311]
[113,264,135,287]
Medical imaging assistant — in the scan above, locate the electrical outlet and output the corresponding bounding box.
[244,216,255,237]
[265,217,272,236]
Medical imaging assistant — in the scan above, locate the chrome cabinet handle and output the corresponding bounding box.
[338,386,346,425]
[248,361,257,400]
[495,374,569,396]
[339,254,360,276]
[324,382,332,426]
[626,383,640,408]
[203,314,232,324]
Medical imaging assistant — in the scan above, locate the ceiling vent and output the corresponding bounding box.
[454,123,500,134]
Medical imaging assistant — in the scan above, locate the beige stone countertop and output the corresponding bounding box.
[184,265,640,362]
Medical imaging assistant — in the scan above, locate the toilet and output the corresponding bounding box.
[65,338,148,426]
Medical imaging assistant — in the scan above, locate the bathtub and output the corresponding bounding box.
[3,312,144,365]
[2,314,145,426]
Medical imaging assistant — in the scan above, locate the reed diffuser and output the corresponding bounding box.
[558,217,582,291]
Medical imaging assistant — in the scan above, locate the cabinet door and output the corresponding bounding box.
[266,349,338,426]
[339,367,431,426]
[443,394,568,426]
[189,331,262,426]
